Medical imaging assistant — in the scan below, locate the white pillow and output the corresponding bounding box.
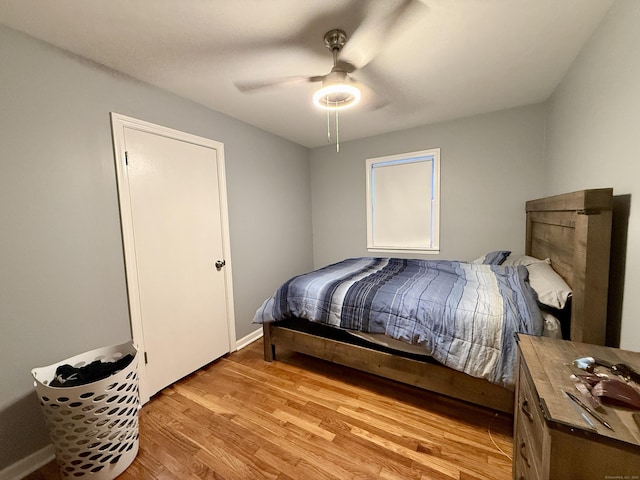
[502,254,551,267]
[526,262,572,309]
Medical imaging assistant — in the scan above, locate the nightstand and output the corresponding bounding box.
[514,334,640,480]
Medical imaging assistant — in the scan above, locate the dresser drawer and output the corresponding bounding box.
[513,428,542,480]
[515,363,545,477]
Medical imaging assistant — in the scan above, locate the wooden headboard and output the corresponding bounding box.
[525,188,613,346]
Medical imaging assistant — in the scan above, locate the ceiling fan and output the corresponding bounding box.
[234,0,426,111]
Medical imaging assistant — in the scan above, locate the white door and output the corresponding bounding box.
[111,114,235,403]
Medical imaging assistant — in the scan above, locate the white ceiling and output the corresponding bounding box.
[0,0,614,148]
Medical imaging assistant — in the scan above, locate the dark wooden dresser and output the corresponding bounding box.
[514,334,640,480]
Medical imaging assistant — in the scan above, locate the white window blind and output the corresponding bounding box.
[366,149,440,253]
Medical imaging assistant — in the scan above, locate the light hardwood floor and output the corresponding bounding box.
[24,340,513,480]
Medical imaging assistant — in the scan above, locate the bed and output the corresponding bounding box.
[255,189,613,413]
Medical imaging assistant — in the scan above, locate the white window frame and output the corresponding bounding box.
[366,148,440,254]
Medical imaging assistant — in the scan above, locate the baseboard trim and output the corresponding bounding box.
[0,444,54,480]
[235,327,263,351]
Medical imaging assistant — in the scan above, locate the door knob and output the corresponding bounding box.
[215,260,226,271]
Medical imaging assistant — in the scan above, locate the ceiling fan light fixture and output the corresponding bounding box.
[313,83,361,110]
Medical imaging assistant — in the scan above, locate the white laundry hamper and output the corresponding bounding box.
[31,341,140,479]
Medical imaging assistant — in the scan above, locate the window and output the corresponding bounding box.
[366,148,440,254]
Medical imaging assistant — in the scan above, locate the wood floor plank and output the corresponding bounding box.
[271,408,336,442]
[22,340,513,480]
[253,448,335,480]
[349,425,458,480]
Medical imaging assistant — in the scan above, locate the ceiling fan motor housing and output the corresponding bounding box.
[319,71,357,103]
[313,29,361,109]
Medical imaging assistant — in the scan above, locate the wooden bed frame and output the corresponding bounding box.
[262,188,613,413]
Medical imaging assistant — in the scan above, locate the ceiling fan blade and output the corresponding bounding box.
[340,0,427,71]
[234,75,323,93]
[350,75,390,110]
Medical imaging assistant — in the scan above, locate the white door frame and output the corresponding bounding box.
[110,113,236,403]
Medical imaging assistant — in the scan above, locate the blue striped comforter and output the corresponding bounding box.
[254,257,543,388]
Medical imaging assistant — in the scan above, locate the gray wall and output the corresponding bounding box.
[0,25,312,471]
[544,0,640,351]
[309,104,547,268]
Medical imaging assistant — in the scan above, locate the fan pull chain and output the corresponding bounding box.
[326,99,331,142]
[324,98,340,153]
[335,109,339,152]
